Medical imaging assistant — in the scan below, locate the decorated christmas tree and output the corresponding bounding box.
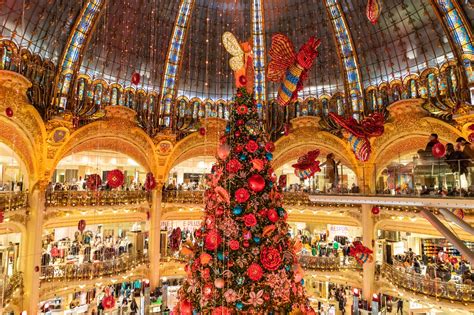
[175,87,314,314]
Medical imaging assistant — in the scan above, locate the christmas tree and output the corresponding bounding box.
[176,87,314,314]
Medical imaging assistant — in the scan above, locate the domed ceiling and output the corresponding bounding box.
[1,0,473,100]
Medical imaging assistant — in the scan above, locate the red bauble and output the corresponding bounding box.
[102,296,115,309]
[432,142,446,158]
[199,127,206,136]
[107,169,124,188]
[243,240,250,247]
[204,229,222,251]
[237,119,244,126]
[5,107,13,118]
[180,300,193,315]
[235,130,241,137]
[144,172,157,191]
[86,174,102,191]
[78,219,86,232]
[239,75,247,85]
[468,132,474,143]
[131,72,141,85]
[371,206,380,215]
[248,174,265,192]
[267,208,279,223]
[247,263,263,281]
[265,142,275,152]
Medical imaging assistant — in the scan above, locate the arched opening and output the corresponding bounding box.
[166,156,216,191]
[0,142,28,192]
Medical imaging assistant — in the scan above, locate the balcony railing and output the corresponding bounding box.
[0,192,28,212]
[298,255,361,271]
[40,254,149,282]
[381,263,474,303]
[45,190,150,207]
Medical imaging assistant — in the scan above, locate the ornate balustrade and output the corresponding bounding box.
[40,254,148,282]
[45,190,150,208]
[381,263,474,303]
[298,255,361,271]
[0,192,28,212]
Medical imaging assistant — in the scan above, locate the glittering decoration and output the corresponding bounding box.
[251,0,266,108]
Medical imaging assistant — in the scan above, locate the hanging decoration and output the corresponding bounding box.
[329,112,385,162]
[432,142,446,158]
[86,174,102,191]
[101,295,116,310]
[222,31,254,94]
[292,150,321,180]
[366,0,382,25]
[107,169,124,188]
[5,107,13,118]
[371,206,380,215]
[78,219,86,232]
[131,72,141,85]
[349,241,374,265]
[0,210,4,224]
[169,227,182,253]
[144,172,157,191]
[199,127,206,136]
[468,132,474,143]
[267,34,321,106]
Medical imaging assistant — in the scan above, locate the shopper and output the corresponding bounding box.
[397,299,403,314]
[425,133,439,154]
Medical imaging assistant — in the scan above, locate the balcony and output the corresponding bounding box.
[40,254,148,282]
[381,263,474,303]
[1,272,23,307]
[45,190,150,208]
[0,192,28,212]
[299,255,361,271]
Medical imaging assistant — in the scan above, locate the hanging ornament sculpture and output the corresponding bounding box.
[101,295,115,310]
[432,142,446,158]
[329,112,384,162]
[144,172,157,191]
[86,174,102,191]
[366,0,382,25]
[267,34,321,106]
[78,219,86,232]
[292,150,321,180]
[131,72,140,85]
[107,169,124,188]
[222,31,254,94]
[5,107,13,118]
[349,241,374,265]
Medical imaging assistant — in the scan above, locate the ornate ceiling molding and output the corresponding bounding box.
[324,0,365,118]
[251,0,266,108]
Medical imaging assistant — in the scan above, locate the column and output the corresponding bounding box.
[361,204,375,301]
[149,186,163,289]
[23,182,47,314]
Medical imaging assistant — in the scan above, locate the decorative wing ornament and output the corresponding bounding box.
[292,149,321,180]
[222,31,254,94]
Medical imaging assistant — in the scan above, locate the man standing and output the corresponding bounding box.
[397,298,404,314]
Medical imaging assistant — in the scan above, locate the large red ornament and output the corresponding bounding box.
[366,0,382,25]
[144,172,157,191]
[86,174,102,191]
[101,296,115,309]
[107,169,124,188]
[260,246,282,271]
[78,219,86,232]
[371,206,380,215]
[248,174,265,192]
[131,72,140,85]
[5,107,13,118]
[199,127,206,136]
[179,300,193,315]
[205,230,222,251]
[267,208,279,223]
[247,263,263,281]
[432,142,446,158]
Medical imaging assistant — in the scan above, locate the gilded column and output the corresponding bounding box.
[23,181,48,314]
[361,204,376,301]
[149,186,163,289]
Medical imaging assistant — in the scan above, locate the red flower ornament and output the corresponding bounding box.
[247,263,263,281]
[265,142,275,152]
[243,213,257,227]
[260,246,282,271]
[235,188,250,203]
[267,208,279,223]
[205,230,222,251]
[226,159,242,173]
[237,105,248,115]
[246,140,259,153]
[229,240,240,250]
[107,169,124,188]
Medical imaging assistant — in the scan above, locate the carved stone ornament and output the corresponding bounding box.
[157,140,173,156]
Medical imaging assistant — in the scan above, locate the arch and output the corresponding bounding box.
[50,119,157,177]
[272,117,359,174]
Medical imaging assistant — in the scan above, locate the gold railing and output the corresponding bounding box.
[1,272,23,306]
[45,190,150,207]
[381,263,474,302]
[40,255,149,282]
[162,190,317,206]
[0,192,28,211]
[298,255,361,271]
